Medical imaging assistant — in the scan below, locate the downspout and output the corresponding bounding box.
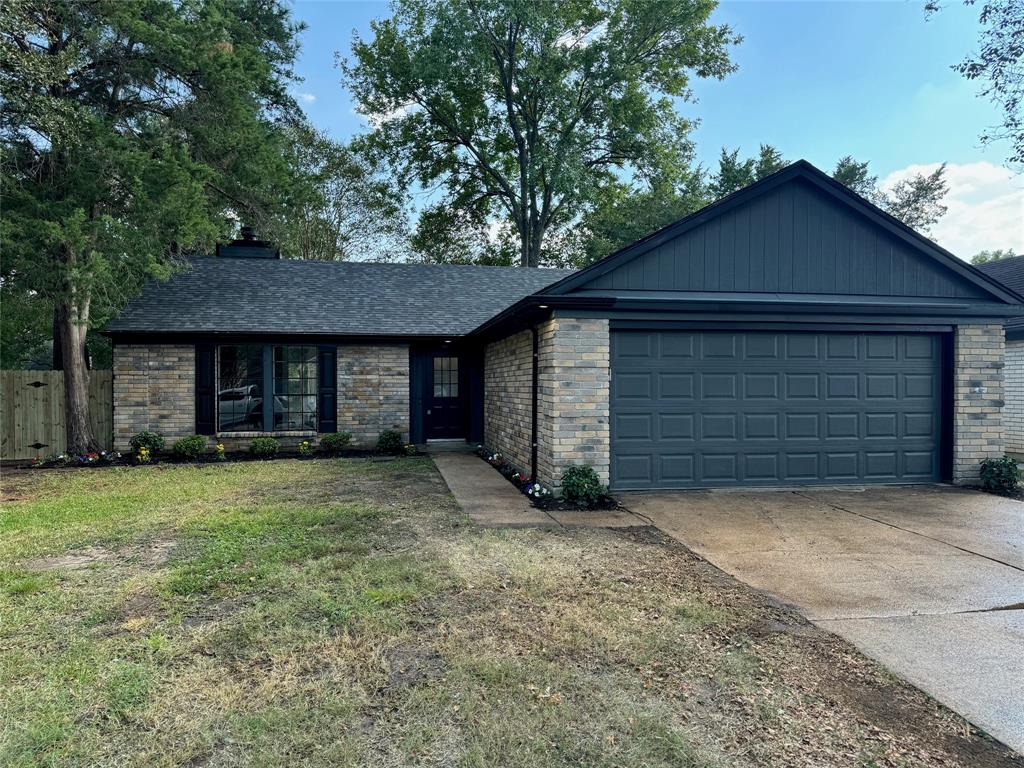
[531,326,539,483]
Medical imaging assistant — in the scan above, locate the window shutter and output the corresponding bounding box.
[195,343,216,435]
[318,345,337,434]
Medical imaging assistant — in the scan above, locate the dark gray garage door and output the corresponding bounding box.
[610,330,943,489]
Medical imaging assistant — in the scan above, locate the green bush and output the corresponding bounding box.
[249,437,280,458]
[377,429,404,455]
[129,430,165,454]
[980,454,1020,493]
[560,465,605,506]
[319,432,352,454]
[171,435,207,461]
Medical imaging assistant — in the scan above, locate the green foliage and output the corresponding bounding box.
[129,431,165,455]
[708,145,787,199]
[320,432,353,454]
[980,455,1020,493]
[972,248,1017,265]
[560,465,605,507]
[250,437,281,458]
[376,430,404,455]
[171,436,208,461]
[0,0,308,449]
[298,440,315,457]
[344,0,738,267]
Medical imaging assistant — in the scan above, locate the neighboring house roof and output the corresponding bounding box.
[105,258,574,337]
[977,256,1024,330]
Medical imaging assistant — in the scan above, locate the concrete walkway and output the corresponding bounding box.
[429,447,645,528]
[626,485,1024,755]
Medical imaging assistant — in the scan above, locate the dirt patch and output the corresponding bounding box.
[25,546,113,571]
[383,646,446,689]
[180,597,248,630]
[133,537,178,567]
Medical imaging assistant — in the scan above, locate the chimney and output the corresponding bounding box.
[216,225,280,259]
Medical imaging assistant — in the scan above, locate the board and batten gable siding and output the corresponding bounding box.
[582,179,990,299]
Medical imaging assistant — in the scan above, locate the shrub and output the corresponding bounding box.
[980,455,1020,493]
[320,432,352,454]
[298,440,314,457]
[560,465,605,506]
[250,437,280,458]
[171,435,207,461]
[377,429,404,455]
[129,430,165,454]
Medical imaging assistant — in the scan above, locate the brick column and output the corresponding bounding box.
[483,330,533,474]
[953,324,1005,485]
[536,316,610,492]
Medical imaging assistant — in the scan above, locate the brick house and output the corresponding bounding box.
[106,161,1023,490]
[976,255,1024,455]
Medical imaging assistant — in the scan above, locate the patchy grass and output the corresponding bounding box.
[0,460,1019,768]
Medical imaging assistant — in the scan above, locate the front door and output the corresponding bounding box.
[426,353,463,439]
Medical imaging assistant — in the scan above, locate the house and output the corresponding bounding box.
[105,161,1024,490]
[975,255,1024,455]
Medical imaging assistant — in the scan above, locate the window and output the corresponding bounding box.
[217,344,318,432]
[433,356,459,398]
[273,345,317,430]
[218,344,264,431]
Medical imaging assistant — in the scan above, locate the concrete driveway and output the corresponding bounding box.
[624,485,1024,754]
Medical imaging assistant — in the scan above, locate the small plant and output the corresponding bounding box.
[171,435,207,461]
[525,482,553,502]
[136,446,151,465]
[298,439,314,457]
[377,429,404,455]
[215,443,226,461]
[980,455,1021,494]
[129,430,164,455]
[320,432,352,454]
[560,465,605,507]
[403,443,418,456]
[250,437,280,458]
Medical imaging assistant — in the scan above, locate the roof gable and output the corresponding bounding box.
[543,161,1019,304]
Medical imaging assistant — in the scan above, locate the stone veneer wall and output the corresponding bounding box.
[337,344,410,446]
[536,316,610,491]
[1003,339,1024,454]
[953,323,1005,484]
[113,344,195,451]
[483,329,533,474]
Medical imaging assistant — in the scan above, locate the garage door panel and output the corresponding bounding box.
[611,330,943,489]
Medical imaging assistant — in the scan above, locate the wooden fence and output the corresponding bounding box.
[1,370,113,460]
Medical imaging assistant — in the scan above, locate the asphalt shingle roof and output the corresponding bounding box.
[977,256,1024,329]
[106,257,575,337]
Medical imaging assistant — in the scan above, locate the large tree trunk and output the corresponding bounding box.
[57,299,100,454]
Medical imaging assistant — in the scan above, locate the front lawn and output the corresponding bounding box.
[0,460,1018,767]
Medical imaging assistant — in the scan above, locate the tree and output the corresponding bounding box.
[265,126,411,262]
[708,144,786,199]
[1,0,305,453]
[344,0,739,267]
[972,248,1018,264]
[929,0,1023,164]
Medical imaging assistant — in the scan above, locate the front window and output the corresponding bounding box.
[217,344,318,432]
[273,345,317,430]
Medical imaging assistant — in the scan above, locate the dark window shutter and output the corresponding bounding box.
[195,343,216,435]
[318,345,337,434]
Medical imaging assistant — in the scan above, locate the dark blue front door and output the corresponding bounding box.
[426,354,463,439]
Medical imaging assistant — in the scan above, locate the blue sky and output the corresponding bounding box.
[288,0,1022,257]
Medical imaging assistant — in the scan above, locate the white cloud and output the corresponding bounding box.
[880,161,1024,259]
[295,91,316,104]
[352,102,416,128]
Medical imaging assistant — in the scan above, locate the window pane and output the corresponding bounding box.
[432,357,459,399]
[218,345,263,431]
[273,346,318,431]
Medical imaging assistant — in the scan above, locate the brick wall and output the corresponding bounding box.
[337,344,410,446]
[483,329,533,475]
[536,316,610,492]
[953,323,1005,484]
[1004,339,1024,454]
[113,344,195,451]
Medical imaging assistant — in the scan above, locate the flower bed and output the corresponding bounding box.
[473,445,618,511]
